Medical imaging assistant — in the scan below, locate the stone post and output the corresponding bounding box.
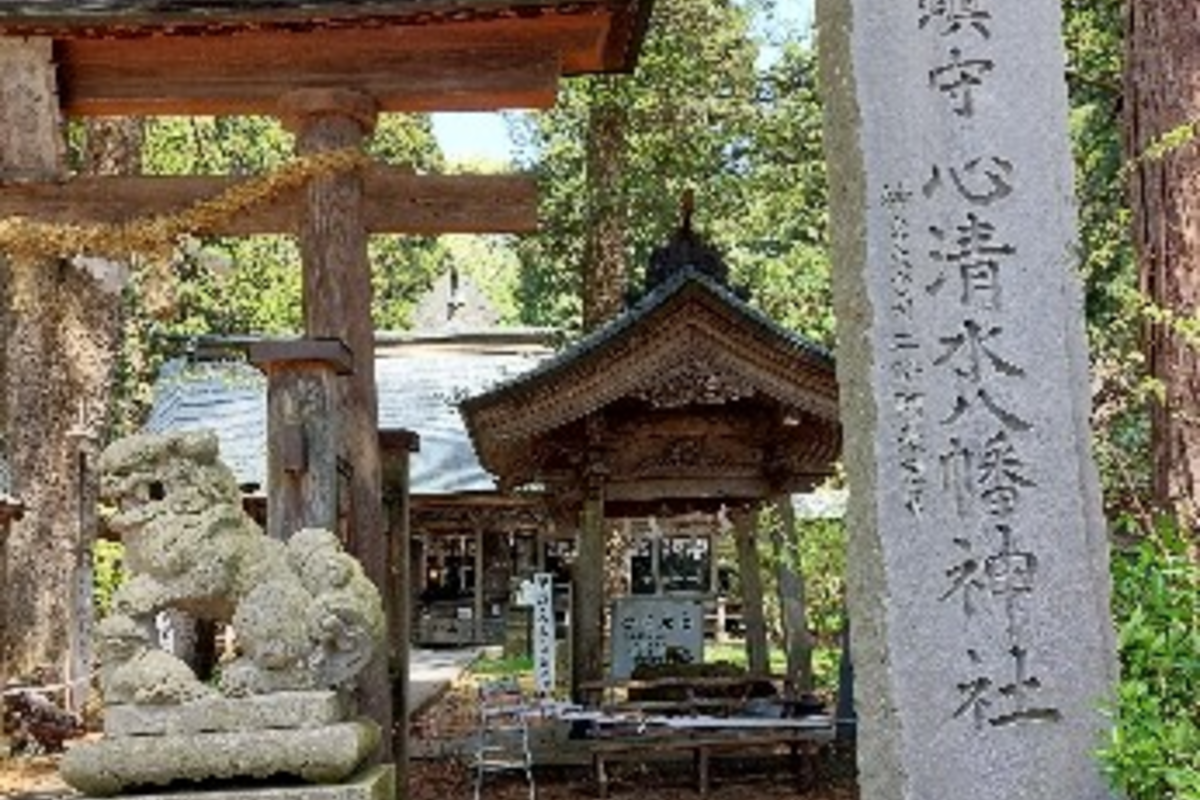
[380,429,418,795]
[279,88,392,764]
[248,338,353,541]
[818,1,1117,798]
[65,421,99,717]
[0,495,23,756]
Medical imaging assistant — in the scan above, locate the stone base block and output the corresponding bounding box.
[104,692,348,737]
[61,720,380,797]
[69,764,395,800]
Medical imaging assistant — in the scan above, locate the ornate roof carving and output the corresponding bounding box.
[631,353,754,408]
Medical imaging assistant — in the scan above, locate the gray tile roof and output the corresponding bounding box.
[376,344,548,493]
[145,359,269,488]
[145,338,550,495]
[0,450,10,498]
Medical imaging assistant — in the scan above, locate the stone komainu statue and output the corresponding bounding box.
[61,432,386,796]
[96,430,384,698]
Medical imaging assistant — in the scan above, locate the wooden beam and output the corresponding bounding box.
[0,170,538,234]
[57,30,567,115]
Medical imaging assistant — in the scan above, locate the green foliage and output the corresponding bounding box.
[92,540,126,617]
[512,0,830,341]
[470,654,534,677]
[110,113,445,432]
[725,42,832,344]
[756,503,847,647]
[1063,0,1152,519]
[1099,518,1200,800]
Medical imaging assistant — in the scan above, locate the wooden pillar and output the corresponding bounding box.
[472,521,486,643]
[380,429,418,795]
[572,484,606,704]
[248,339,353,541]
[772,495,814,693]
[733,506,769,676]
[279,88,391,762]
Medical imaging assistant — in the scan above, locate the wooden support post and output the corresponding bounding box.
[733,507,769,677]
[380,429,418,795]
[473,522,486,644]
[248,338,353,541]
[572,485,606,704]
[280,87,391,763]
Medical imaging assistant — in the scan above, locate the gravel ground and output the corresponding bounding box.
[0,677,860,800]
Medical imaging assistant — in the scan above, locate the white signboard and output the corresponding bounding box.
[518,573,556,695]
[610,596,703,680]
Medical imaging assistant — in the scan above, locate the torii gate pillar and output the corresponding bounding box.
[279,89,392,763]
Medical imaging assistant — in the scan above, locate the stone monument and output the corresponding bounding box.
[610,596,704,680]
[60,432,391,799]
[818,1,1117,798]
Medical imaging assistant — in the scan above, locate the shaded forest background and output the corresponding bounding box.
[0,1,1195,798]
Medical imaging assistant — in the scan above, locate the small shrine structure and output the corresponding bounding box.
[461,220,842,699]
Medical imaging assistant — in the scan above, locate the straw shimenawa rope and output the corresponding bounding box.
[0,147,371,311]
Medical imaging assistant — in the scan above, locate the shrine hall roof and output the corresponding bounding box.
[465,266,835,414]
[145,329,554,495]
[460,267,841,498]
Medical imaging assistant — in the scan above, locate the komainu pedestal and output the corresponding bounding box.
[60,432,391,799]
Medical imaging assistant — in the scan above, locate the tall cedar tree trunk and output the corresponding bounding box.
[581,80,629,332]
[1125,1,1200,534]
[771,496,815,693]
[3,83,131,684]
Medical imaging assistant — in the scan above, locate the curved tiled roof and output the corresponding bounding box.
[145,334,552,495]
[460,267,841,499]
[472,268,832,409]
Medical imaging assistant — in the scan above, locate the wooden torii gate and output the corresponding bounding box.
[0,0,650,775]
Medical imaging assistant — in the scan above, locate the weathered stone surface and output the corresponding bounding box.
[95,432,384,698]
[818,0,1117,798]
[68,764,395,800]
[60,720,379,797]
[104,691,347,737]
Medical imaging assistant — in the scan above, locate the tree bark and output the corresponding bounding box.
[1,43,127,687]
[771,495,814,693]
[1125,0,1200,533]
[581,78,629,332]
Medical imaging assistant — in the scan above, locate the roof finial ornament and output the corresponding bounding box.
[634,188,745,301]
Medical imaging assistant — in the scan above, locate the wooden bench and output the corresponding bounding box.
[586,718,834,797]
